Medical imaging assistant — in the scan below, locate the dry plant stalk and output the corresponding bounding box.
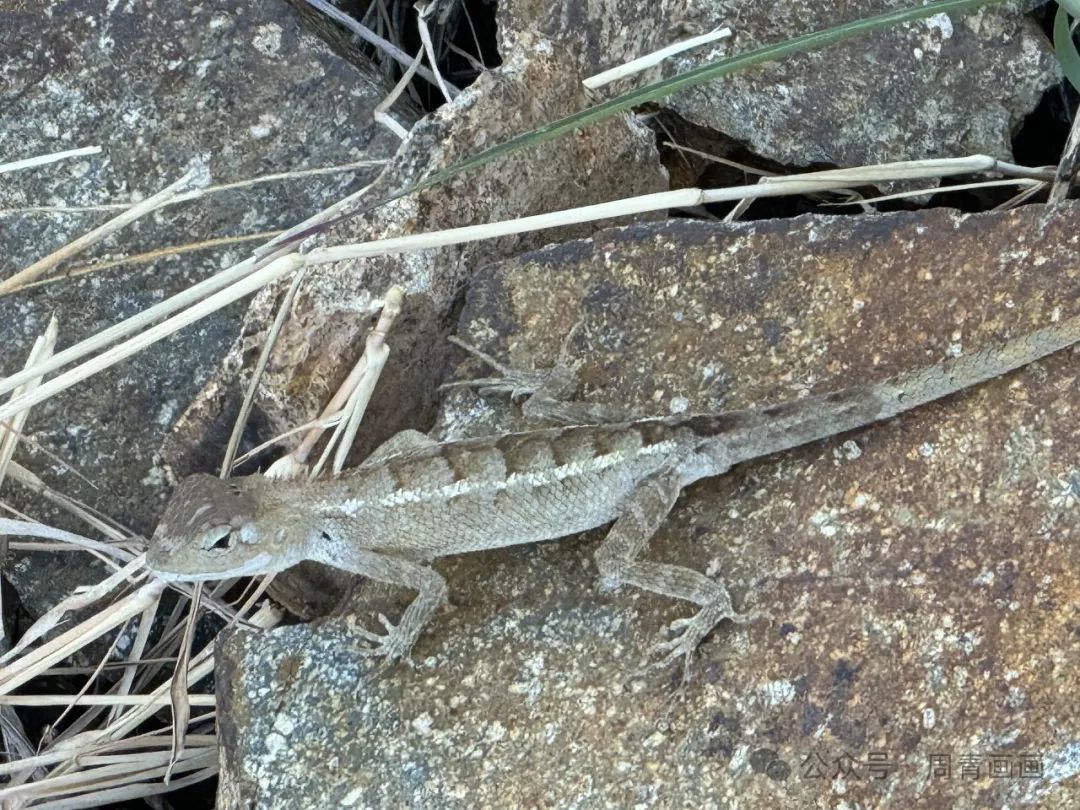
[0,170,205,296]
[0,155,1047,434]
[583,25,733,89]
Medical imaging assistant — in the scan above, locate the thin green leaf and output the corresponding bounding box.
[1059,0,1080,20]
[275,0,1009,248]
[1054,4,1080,93]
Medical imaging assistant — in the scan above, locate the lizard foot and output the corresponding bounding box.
[646,601,770,684]
[443,335,633,424]
[354,613,417,667]
[442,335,578,402]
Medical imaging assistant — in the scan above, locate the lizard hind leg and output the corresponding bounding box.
[595,471,764,682]
[442,333,631,425]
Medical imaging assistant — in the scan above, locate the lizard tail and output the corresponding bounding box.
[707,312,1080,467]
[877,311,1080,419]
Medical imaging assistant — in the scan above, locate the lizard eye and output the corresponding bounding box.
[202,527,233,552]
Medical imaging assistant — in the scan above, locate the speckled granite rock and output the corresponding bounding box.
[498,0,1059,172]
[0,0,412,618]
[215,202,1080,808]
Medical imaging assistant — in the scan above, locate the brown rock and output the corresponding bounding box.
[216,202,1080,807]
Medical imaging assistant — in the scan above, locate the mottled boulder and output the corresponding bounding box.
[216,201,1080,807]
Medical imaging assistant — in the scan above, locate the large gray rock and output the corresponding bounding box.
[499,0,1059,172]
[0,0,413,617]
[216,201,1080,808]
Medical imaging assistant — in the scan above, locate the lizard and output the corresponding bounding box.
[147,311,1080,674]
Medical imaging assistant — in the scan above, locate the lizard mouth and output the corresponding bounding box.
[148,552,277,582]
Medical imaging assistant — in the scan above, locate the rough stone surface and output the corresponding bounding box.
[0,0,411,618]
[208,45,667,462]
[498,0,1059,172]
[216,202,1080,808]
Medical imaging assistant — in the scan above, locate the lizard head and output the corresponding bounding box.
[148,473,282,581]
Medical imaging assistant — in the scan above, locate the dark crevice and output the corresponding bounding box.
[326,0,501,111]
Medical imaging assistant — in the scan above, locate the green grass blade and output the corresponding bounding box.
[1059,0,1080,17]
[276,0,1008,247]
[404,0,1007,196]
[1054,4,1080,93]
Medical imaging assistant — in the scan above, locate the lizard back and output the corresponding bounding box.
[299,422,700,557]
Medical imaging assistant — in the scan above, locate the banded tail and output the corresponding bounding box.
[681,312,1080,466]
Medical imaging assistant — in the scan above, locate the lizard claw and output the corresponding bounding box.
[644,628,699,684]
[731,607,772,626]
[376,612,395,633]
[442,336,579,402]
[353,613,417,666]
[644,601,770,684]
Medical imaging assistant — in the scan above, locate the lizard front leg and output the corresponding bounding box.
[595,470,762,681]
[310,540,446,663]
